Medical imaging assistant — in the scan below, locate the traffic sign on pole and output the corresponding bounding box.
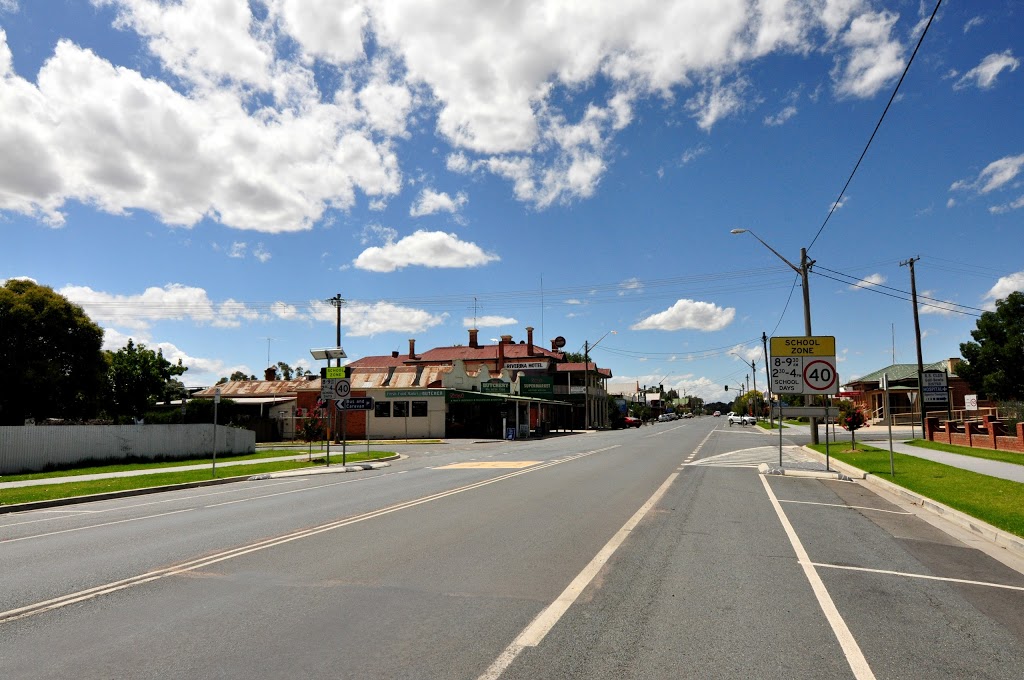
[336,397,374,410]
[769,336,839,395]
[333,379,351,400]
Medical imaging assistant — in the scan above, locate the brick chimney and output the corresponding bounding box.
[392,351,399,358]
[500,334,513,344]
[409,338,417,360]
[264,366,277,381]
[526,326,534,355]
[469,328,479,348]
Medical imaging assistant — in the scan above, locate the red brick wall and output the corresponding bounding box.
[925,416,1024,454]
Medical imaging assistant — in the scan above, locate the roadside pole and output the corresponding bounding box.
[884,373,895,476]
[824,398,830,472]
[212,388,220,477]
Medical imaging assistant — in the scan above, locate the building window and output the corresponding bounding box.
[375,401,391,418]
[411,401,428,417]
[393,400,409,418]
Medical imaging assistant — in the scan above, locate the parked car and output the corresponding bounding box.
[624,415,642,428]
[728,413,756,425]
[657,413,673,422]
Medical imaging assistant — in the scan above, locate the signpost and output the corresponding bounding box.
[769,336,839,468]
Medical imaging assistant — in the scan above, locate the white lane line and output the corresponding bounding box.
[480,473,678,680]
[779,500,912,515]
[206,471,399,507]
[0,509,194,544]
[685,463,759,469]
[1,446,618,625]
[760,475,876,680]
[811,562,1024,592]
[1,481,300,529]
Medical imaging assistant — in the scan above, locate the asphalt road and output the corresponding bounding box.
[2,418,1023,679]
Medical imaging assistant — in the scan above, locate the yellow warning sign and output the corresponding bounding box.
[770,336,836,357]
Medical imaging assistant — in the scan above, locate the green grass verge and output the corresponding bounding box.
[905,439,1024,468]
[757,421,786,430]
[0,447,383,482]
[808,443,1024,539]
[0,450,395,506]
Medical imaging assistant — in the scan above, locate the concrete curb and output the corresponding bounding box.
[802,447,1024,562]
[0,455,400,515]
[757,463,853,481]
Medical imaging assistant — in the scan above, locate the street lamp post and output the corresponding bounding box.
[731,229,819,444]
[584,330,616,429]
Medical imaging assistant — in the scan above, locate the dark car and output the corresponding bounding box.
[624,416,642,428]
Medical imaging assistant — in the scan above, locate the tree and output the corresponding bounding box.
[0,280,107,424]
[276,361,294,380]
[105,339,187,420]
[838,400,867,450]
[958,291,1024,400]
[226,371,254,382]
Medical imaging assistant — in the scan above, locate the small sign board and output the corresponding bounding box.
[320,378,337,401]
[337,397,374,410]
[769,336,838,395]
[321,366,351,379]
[965,394,979,411]
[332,379,351,400]
[921,370,949,404]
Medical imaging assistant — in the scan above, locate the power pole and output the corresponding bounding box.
[900,257,926,435]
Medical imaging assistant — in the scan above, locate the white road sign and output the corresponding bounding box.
[320,378,337,401]
[769,336,839,395]
[333,379,351,400]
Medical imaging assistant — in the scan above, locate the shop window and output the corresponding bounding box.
[393,400,409,418]
[375,401,391,417]
[411,401,428,417]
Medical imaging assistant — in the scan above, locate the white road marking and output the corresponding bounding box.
[811,562,1024,592]
[0,446,619,625]
[779,500,912,515]
[760,474,876,680]
[480,473,678,680]
[1,509,194,544]
[206,471,400,507]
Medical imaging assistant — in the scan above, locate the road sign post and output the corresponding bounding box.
[769,336,839,468]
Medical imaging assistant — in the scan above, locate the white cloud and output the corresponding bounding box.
[954,50,1020,90]
[951,154,1024,195]
[464,315,517,328]
[963,16,984,33]
[983,272,1024,306]
[618,277,644,296]
[410,188,468,217]
[253,243,271,262]
[631,299,735,332]
[832,11,905,99]
[338,301,447,337]
[0,2,930,221]
[687,77,750,131]
[0,1,18,14]
[989,195,1024,215]
[228,242,247,259]
[946,197,955,208]
[353,230,500,272]
[849,273,885,290]
[59,283,259,331]
[764,105,798,126]
[918,289,959,317]
[680,144,708,164]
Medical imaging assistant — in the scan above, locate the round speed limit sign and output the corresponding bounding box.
[802,359,837,394]
[333,379,351,399]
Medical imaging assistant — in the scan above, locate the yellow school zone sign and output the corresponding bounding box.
[769,336,836,357]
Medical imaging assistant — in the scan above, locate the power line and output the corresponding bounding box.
[807,0,944,252]
[814,264,987,314]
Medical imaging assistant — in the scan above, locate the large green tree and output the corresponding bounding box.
[105,339,187,420]
[0,280,107,424]
[958,291,1024,400]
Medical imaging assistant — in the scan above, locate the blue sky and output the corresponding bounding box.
[1,0,1021,403]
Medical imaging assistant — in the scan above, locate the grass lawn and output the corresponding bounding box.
[758,420,786,430]
[808,443,1024,539]
[0,449,395,506]
[905,439,1024,468]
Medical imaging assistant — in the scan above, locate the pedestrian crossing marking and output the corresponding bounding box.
[689,446,818,468]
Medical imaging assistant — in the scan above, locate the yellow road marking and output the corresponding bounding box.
[436,461,541,469]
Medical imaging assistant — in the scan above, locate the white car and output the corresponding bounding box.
[728,413,755,426]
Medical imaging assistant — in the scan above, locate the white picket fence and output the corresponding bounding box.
[0,425,255,475]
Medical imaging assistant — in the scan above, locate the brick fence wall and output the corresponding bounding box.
[925,415,1024,453]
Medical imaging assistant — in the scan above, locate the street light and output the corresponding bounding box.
[584,330,616,429]
[731,228,819,443]
[730,351,760,420]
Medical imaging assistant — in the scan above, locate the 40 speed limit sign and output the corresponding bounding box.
[769,336,839,395]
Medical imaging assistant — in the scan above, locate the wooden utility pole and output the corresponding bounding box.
[900,257,926,434]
